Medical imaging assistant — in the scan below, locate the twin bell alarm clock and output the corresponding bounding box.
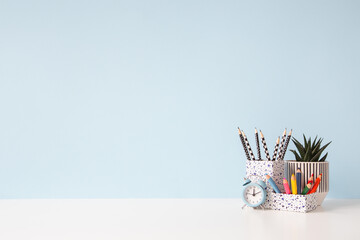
[241,177,267,209]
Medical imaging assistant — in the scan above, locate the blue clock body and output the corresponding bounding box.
[241,179,267,208]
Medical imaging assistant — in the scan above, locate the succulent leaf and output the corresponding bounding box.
[292,138,305,158]
[312,139,323,156]
[290,150,301,161]
[303,146,311,162]
[303,135,308,150]
[312,136,318,149]
[291,135,331,162]
[309,141,332,162]
[319,152,328,162]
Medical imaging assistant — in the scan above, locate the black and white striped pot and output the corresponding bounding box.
[285,161,329,206]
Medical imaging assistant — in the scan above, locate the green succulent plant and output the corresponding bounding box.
[290,135,331,162]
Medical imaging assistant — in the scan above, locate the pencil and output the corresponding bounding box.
[242,131,256,161]
[265,174,281,193]
[255,128,261,160]
[308,174,322,194]
[238,127,251,161]
[271,137,280,161]
[259,130,271,161]
[307,173,314,185]
[301,183,313,195]
[277,129,287,160]
[279,129,292,160]
[296,168,302,194]
[291,174,297,194]
[283,178,291,194]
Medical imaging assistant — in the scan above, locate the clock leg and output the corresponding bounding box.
[242,204,247,209]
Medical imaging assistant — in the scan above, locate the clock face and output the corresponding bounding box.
[243,184,265,207]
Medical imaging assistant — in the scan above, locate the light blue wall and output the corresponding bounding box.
[0,0,359,198]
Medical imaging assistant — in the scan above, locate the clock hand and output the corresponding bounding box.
[252,189,255,196]
[255,191,262,195]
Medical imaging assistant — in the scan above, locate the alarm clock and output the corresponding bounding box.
[241,177,267,209]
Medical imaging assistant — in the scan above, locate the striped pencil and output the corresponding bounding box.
[255,128,261,160]
[279,129,292,160]
[283,178,291,194]
[296,168,302,193]
[308,174,322,194]
[301,183,313,195]
[242,131,256,161]
[259,130,271,161]
[238,127,251,161]
[291,174,297,194]
[277,129,287,160]
[271,137,280,161]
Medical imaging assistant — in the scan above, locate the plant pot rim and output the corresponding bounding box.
[285,160,329,163]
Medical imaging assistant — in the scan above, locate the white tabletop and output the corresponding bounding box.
[0,199,358,240]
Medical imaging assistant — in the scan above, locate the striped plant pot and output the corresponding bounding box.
[285,161,329,206]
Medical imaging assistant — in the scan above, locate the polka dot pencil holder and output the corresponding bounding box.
[245,160,318,213]
[263,192,318,213]
[246,160,285,193]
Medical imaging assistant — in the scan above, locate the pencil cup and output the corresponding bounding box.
[246,160,285,193]
[263,192,318,213]
[285,161,329,206]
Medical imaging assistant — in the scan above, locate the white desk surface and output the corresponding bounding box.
[0,199,358,240]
